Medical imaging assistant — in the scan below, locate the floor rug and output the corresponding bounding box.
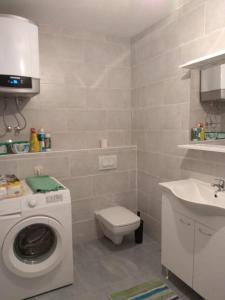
[109,278,180,300]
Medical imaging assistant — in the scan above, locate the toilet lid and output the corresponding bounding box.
[96,206,140,227]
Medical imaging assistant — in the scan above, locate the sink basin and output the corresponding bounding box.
[159,178,225,210]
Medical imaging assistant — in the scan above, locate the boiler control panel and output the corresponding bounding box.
[0,75,32,89]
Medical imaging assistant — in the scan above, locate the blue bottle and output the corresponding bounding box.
[38,128,46,152]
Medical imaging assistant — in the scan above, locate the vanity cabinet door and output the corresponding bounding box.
[193,223,225,300]
[162,200,195,287]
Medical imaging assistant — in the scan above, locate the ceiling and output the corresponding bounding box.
[0,0,180,38]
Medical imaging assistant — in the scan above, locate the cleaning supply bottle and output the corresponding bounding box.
[199,123,205,141]
[196,123,201,141]
[44,133,52,151]
[191,127,198,141]
[30,128,40,152]
[38,128,46,152]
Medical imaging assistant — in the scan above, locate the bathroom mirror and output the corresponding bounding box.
[189,68,225,144]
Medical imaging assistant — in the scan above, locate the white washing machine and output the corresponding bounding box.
[0,178,74,300]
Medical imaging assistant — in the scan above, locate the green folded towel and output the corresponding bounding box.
[26,176,64,193]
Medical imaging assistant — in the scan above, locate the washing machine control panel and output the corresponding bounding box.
[22,189,70,211]
[46,194,64,204]
[26,194,64,208]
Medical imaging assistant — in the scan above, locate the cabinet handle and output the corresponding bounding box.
[199,228,212,237]
[179,218,191,226]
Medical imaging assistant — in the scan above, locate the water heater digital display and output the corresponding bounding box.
[10,79,19,86]
[0,75,32,89]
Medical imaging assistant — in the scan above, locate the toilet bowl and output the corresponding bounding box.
[95,206,140,245]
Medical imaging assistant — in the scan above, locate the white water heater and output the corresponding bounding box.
[0,14,40,97]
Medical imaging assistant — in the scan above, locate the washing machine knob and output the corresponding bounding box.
[28,198,37,208]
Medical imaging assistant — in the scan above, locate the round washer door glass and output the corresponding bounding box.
[2,216,65,278]
[14,223,56,264]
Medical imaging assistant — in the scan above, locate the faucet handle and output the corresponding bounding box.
[212,178,225,187]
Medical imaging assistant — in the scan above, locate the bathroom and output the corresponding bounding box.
[0,0,225,299]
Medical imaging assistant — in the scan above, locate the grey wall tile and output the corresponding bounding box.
[107,111,131,130]
[0,160,18,176]
[60,176,93,201]
[93,171,129,196]
[17,156,70,178]
[70,151,98,177]
[178,4,205,44]
[205,0,225,34]
[131,0,223,242]
[0,30,132,150]
[67,110,107,131]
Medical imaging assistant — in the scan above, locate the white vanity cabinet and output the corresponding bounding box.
[161,198,195,287]
[194,224,225,299]
[161,192,225,300]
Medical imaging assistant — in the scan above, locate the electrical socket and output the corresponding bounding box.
[34,166,43,176]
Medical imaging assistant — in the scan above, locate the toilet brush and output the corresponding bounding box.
[135,211,143,244]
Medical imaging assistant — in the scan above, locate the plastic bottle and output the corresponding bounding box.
[30,128,40,152]
[44,133,52,152]
[199,123,205,141]
[196,123,201,141]
[38,128,46,152]
[191,128,198,141]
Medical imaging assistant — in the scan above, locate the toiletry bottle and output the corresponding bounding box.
[38,128,46,152]
[191,127,198,141]
[197,123,202,141]
[45,133,52,152]
[30,128,40,152]
[191,128,196,141]
[199,123,205,141]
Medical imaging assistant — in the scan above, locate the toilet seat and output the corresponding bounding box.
[95,206,140,233]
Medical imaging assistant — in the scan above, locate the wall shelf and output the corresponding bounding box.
[0,145,137,160]
[179,50,225,70]
[178,143,225,153]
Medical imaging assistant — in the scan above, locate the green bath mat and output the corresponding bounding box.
[26,176,64,193]
[109,278,179,300]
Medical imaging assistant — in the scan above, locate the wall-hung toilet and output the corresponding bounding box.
[95,206,140,245]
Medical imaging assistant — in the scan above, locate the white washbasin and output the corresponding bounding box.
[159,178,225,210]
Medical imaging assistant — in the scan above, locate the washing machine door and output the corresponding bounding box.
[2,216,65,278]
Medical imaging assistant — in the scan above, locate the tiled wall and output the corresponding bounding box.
[0,26,136,242]
[0,146,137,242]
[3,0,225,244]
[0,24,131,148]
[131,0,225,241]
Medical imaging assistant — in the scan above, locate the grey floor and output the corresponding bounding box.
[31,235,203,300]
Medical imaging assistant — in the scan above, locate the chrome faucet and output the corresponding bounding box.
[212,178,225,197]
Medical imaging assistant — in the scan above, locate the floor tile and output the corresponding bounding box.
[29,234,203,300]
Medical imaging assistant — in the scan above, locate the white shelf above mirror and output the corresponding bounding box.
[180,50,225,70]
